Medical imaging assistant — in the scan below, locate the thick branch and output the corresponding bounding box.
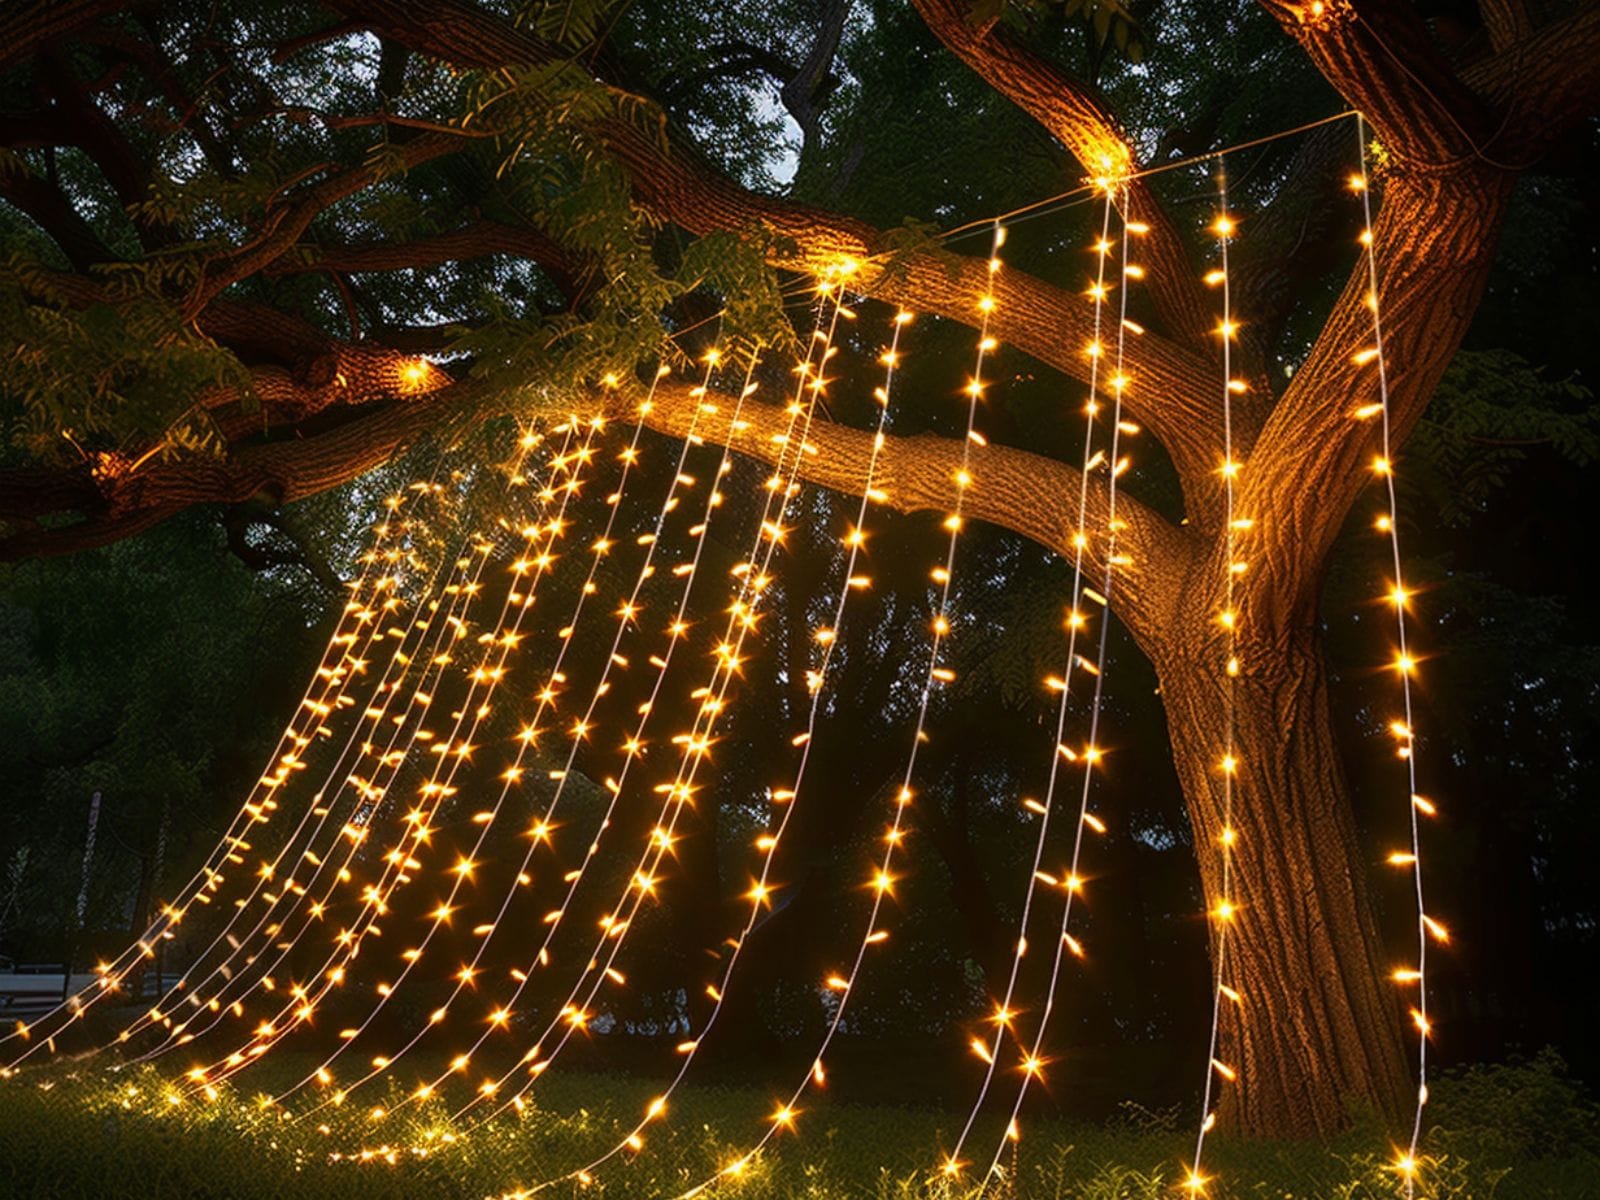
[323,0,1222,502]
[630,380,1188,650]
[1259,0,1493,167]
[0,169,118,271]
[1478,0,1535,53]
[1238,0,1600,611]
[780,0,851,144]
[0,0,134,72]
[1238,166,1515,620]
[263,219,585,291]
[1463,1,1600,154]
[0,377,479,562]
[189,131,462,309]
[909,0,1216,354]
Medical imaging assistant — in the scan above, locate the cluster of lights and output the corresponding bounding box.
[0,476,461,1068]
[454,280,855,1132]
[161,420,602,1091]
[944,179,1146,1188]
[518,306,913,1192]
[112,427,574,1069]
[621,231,1004,1199]
[1187,165,1250,1198]
[269,381,662,1109]
[344,348,757,1125]
[115,483,506,1064]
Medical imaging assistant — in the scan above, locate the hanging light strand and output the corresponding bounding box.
[360,343,777,1124]
[11,442,549,1071]
[104,462,514,1061]
[944,183,1122,1177]
[1188,162,1245,1197]
[110,427,573,1069]
[520,307,911,1192]
[1353,116,1434,1196]
[172,418,604,1093]
[273,381,659,1109]
[953,184,1141,1187]
[661,227,1003,1198]
[0,467,461,1064]
[463,281,852,1128]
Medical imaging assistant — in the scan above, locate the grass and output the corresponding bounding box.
[0,1051,1595,1199]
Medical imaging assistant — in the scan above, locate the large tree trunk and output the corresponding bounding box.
[1155,624,1411,1135]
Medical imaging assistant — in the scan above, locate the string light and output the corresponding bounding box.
[433,343,807,1127]
[106,476,500,1062]
[0,469,462,1065]
[1353,116,1436,1197]
[165,419,603,1090]
[943,179,1129,1178]
[353,312,835,1135]
[652,229,1003,1200]
[298,338,761,1120]
[1189,162,1246,1195]
[514,307,911,1190]
[112,428,573,1068]
[459,279,853,1130]
[964,185,1144,1188]
[352,350,748,1123]
[10,453,517,1071]
[270,379,661,1109]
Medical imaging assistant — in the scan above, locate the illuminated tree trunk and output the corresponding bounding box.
[1155,623,1412,1134]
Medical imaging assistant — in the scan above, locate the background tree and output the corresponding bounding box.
[1,0,1597,1139]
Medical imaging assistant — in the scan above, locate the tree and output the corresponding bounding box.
[2,0,1597,1138]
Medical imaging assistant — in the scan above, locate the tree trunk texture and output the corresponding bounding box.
[1154,623,1411,1135]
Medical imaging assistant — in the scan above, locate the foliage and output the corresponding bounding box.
[0,260,254,462]
[0,515,332,954]
[0,1056,1589,1200]
[1406,350,1597,527]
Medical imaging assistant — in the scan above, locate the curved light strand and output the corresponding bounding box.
[664,225,1003,1198]
[457,284,852,1128]
[272,382,661,1109]
[955,185,1142,1188]
[0,470,455,1064]
[353,344,770,1125]
[112,428,573,1068]
[172,418,604,1094]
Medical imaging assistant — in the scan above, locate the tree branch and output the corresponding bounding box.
[1237,165,1515,621]
[1477,0,1535,53]
[188,131,463,310]
[0,375,480,562]
[262,218,585,292]
[628,379,1188,650]
[1236,0,1600,614]
[0,169,118,271]
[325,0,1223,506]
[1259,0,1494,168]
[0,0,135,73]
[1462,0,1600,154]
[908,0,1217,355]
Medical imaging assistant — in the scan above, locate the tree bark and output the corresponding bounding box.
[1154,621,1411,1134]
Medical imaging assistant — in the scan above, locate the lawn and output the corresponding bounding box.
[0,1052,1594,1199]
